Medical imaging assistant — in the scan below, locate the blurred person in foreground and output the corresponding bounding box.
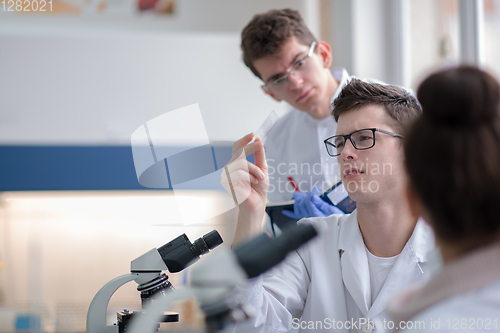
[386,66,500,332]
[223,79,435,333]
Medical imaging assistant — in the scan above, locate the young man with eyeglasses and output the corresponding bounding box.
[224,79,435,333]
[240,9,351,219]
[242,9,389,221]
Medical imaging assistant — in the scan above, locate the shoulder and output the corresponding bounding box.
[297,213,354,244]
[297,213,341,230]
[406,279,500,333]
[291,213,355,270]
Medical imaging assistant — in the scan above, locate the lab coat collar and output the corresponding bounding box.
[337,209,359,254]
[408,218,435,263]
[338,210,371,316]
[336,213,433,262]
[330,67,351,106]
[338,213,435,319]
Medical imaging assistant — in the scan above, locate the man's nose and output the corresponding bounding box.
[341,139,358,161]
[287,71,303,89]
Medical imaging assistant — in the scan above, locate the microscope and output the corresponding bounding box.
[86,230,223,333]
[127,223,318,333]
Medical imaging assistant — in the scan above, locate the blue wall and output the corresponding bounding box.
[0,145,238,191]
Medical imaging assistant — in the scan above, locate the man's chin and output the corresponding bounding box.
[292,93,319,111]
[346,191,376,205]
[299,103,327,119]
[308,109,329,119]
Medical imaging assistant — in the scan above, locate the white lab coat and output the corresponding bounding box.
[232,210,436,333]
[386,242,500,333]
[265,67,350,203]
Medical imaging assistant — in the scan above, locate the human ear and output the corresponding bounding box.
[317,41,333,68]
[261,85,282,102]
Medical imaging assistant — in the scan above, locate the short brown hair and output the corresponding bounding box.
[405,66,500,246]
[332,79,421,134]
[241,9,317,79]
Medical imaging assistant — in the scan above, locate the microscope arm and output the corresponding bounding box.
[86,272,159,333]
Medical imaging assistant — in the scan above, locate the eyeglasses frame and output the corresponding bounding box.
[263,41,318,92]
[324,128,404,157]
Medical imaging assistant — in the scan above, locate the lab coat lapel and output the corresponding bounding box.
[367,219,434,319]
[338,211,371,316]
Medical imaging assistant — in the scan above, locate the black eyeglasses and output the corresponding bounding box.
[324,128,404,157]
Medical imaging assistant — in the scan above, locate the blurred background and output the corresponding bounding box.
[0,0,499,332]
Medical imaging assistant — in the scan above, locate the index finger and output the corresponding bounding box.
[252,138,268,172]
[232,133,255,155]
[229,133,263,165]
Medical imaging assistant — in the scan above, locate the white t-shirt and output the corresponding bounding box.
[366,248,399,306]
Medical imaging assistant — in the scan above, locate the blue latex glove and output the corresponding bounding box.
[282,186,344,219]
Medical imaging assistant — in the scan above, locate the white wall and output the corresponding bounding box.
[409,0,460,88]
[329,0,395,84]
[0,0,326,146]
[0,32,290,145]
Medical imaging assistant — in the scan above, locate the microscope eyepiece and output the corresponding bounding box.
[205,230,224,248]
[193,237,209,255]
[192,230,222,256]
[158,230,223,273]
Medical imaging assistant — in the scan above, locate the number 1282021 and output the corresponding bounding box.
[1,0,52,11]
